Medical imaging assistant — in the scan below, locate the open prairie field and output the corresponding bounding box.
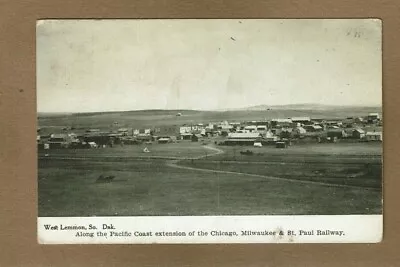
[38,142,209,159]
[179,143,382,189]
[38,142,382,217]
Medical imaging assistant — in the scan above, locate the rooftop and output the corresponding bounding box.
[366,131,382,135]
[291,117,311,121]
[244,125,257,129]
[226,139,259,142]
[327,129,344,133]
[50,133,68,139]
[228,133,262,139]
[353,129,365,133]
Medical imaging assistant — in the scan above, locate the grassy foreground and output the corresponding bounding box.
[178,143,382,189]
[38,142,382,216]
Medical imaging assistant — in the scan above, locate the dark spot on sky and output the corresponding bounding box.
[317,60,320,62]
[230,37,236,41]
[19,89,24,93]
[238,21,242,24]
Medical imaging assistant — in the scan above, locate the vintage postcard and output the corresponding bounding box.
[36,19,382,244]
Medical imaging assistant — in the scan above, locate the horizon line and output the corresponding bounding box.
[37,103,382,115]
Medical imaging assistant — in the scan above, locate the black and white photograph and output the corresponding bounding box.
[36,19,382,244]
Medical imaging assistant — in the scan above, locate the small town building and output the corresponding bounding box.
[136,134,153,142]
[343,117,355,125]
[180,126,192,134]
[228,132,263,139]
[244,125,257,132]
[206,123,217,130]
[68,133,77,138]
[48,133,72,148]
[205,127,216,136]
[367,113,381,123]
[84,132,120,146]
[225,132,263,146]
[192,124,205,131]
[156,126,179,137]
[276,141,288,148]
[120,137,140,145]
[327,129,346,139]
[311,118,325,123]
[325,121,342,127]
[88,142,98,148]
[256,125,268,132]
[191,134,200,142]
[180,133,193,140]
[291,117,312,125]
[271,118,293,128]
[117,128,129,136]
[219,125,234,132]
[265,130,275,138]
[158,137,172,144]
[294,127,307,135]
[304,125,324,132]
[253,142,263,147]
[352,129,366,139]
[253,121,269,126]
[219,130,229,136]
[40,133,52,139]
[277,127,293,138]
[273,127,293,136]
[327,125,340,130]
[265,136,279,143]
[354,117,364,123]
[365,131,383,141]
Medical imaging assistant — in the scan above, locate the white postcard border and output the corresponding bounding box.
[38,215,382,244]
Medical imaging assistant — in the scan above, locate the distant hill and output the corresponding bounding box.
[37,104,382,131]
[37,109,205,118]
[228,103,382,111]
[37,112,74,117]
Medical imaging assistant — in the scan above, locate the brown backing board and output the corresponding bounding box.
[0,0,398,266]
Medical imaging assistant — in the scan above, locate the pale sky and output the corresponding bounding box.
[37,19,382,112]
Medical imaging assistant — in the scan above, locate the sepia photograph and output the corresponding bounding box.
[36,19,382,243]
